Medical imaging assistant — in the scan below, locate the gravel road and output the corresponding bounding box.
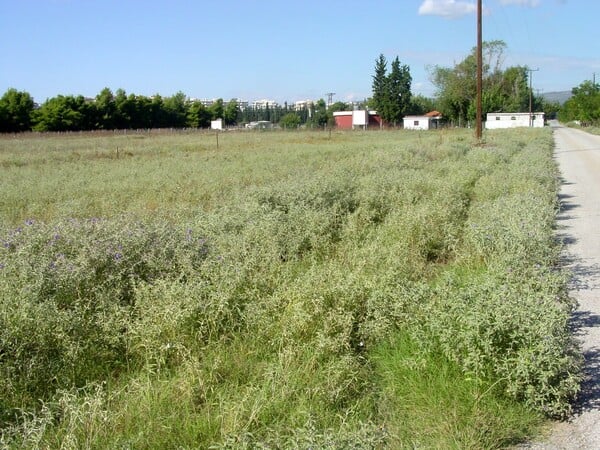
[522,122,600,449]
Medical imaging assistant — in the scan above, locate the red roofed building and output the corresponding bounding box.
[403,111,443,130]
[333,110,383,130]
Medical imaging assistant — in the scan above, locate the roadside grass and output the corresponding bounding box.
[0,128,580,448]
[373,332,542,449]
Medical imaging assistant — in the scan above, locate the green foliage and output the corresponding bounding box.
[208,98,224,121]
[186,99,211,128]
[162,91,187,127]
[0,88,34,132]
[0,129,580,447]
[279,112,301,129]
[430,41,540,125]
[373,333,542,448]
[32,95,92,132]
[407,94,437,115]
[223,99,240,125]
[94,87,117,129]
[0,217,209,423]
[558,80,600,125]
[371,54,412,125]
[371,54,388,115]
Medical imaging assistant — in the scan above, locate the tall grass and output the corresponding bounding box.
[0,129,579,448]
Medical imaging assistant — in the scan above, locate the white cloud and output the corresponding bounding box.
[499,0,541,6]
[418,0,477,19]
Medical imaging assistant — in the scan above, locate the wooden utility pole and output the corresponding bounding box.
[528,68,539,127]
[476,0,483,140]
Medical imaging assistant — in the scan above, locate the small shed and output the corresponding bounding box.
[333,110,382,130]
[485,112,545,129]
[246,121,273,129]
[403,111,443,130]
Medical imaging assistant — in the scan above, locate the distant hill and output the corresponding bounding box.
[541,91,572,105]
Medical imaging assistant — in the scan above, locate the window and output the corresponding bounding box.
[414,120,419,126]
[511,116,516,120]
[496,116,501,120]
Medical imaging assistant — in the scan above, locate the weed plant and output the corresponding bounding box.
[0,129,579,448]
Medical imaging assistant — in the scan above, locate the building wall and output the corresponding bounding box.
[485,113,545,129]
[403,116,430,130]
[333,111,383,129]
[334,114,353,129]
[368,114,382,129]
[352,110,368,127]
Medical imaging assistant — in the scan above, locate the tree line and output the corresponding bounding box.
[0,88,345,133]
[558,80,600,125]
[2,40,589,133]
[426,40,561,126]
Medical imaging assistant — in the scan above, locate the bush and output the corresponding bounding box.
[0,216,209,422]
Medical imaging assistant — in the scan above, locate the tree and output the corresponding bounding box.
[385,57,412,125]
[186,100,211,128]
[559,80,600,125]
[94,87,116,129]
[407,94,437,115]
[370,54,412,126]
[33,95,91,131]
[307,99,328,128]
[208,99,224,121]
[429,40,536,126]
[163,92,187,128]
[279,112,301,129]
[223,99,240,126]
[328,101,349,112]
[0,88,35,132]
[371,54,389,117]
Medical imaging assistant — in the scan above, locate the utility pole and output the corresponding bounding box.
[325,92,335,108]
[528,67,539,127]
[476,0,483,140]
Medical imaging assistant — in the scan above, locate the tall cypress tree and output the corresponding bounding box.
[371,54,412,126]
[387,57,412,126]
[371,54,389,118]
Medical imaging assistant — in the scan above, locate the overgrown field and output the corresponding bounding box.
[0,129,581,448]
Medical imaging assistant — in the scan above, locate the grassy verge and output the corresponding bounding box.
[0,129,580,448]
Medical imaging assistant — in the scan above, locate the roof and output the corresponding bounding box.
[403,111,443,120]
[486,112,545,116]
[333,110,379,116]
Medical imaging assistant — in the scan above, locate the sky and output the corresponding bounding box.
[1,0,598,104]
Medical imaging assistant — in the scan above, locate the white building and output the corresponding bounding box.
[294,99,314,110]
[252,99,279,109]
[403,111,443,130]
[194,99,248,111]
[485,112,545,129]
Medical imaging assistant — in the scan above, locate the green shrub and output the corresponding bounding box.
[0,217,209,421]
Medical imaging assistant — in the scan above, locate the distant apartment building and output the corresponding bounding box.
[194,98,248,111]
[252,99,279,109]
[294,100,314,110]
